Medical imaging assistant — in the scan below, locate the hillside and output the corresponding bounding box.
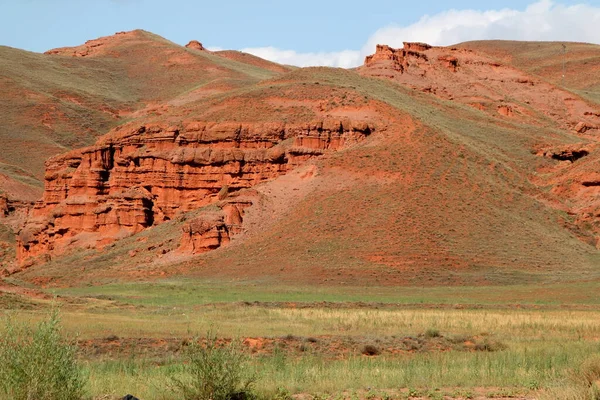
[0,30,282,191]
[9,37,600,287]
[0,30,287,269]
[458,40,600,104]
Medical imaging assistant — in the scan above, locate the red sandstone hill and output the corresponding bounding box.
[2,32,600,287]
[0,30,287,268]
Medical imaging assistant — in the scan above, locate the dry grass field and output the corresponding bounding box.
[1,280,599,399]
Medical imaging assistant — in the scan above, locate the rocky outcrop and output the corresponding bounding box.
[403,42,432,52]
[574,122,599,134]
[0,194,7,218]
[180,212,230,254]
[497,105,514,117]
[539,144,591,162]
[0,193,33,228]
[364,43,433,73]
[45,31,138,57]
[437,55,459,72]
[17,119,375,264]
[360,43,600,132]
[185,40,206,51]
[178,193,253,254]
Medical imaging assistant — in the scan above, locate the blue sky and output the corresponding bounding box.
[1,0,599,67]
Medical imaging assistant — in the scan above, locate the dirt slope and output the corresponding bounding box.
[457,40,600,104]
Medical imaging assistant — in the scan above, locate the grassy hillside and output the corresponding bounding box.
[458,40,600,104]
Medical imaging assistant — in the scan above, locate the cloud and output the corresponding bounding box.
[239,1,600,68]
[239,47,362,68]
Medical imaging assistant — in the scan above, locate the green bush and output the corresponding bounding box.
[0,310,87,400]
[424,328,441,338]
[170,333,257,400]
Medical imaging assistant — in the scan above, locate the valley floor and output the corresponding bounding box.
[2,279,600,399]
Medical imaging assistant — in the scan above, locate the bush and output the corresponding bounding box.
[424,328,441,338]
[170,333,257,400]
[0,310,87,400]
[473,337,507,352]
[361,344,381,356]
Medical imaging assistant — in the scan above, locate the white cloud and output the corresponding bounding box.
[363,0,600,53]
[237,1,600,68]
[239,47,362,69]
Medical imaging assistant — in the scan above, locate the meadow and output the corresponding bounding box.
[2,280,600,399]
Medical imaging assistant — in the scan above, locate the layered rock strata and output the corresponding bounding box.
[18,120,374,263]
[178,192,254,254]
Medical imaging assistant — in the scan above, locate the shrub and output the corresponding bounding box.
[170,333,257,400]
[361,344,381,356]
[424,328,441,338]
[0,310,87,400]
[473,338,507,352]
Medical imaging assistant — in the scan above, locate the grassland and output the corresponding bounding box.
[1,279,599,399]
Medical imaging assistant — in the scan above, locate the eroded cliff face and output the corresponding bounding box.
[178,192,254,255]
[360,43,600,132]
[17,119,374,264]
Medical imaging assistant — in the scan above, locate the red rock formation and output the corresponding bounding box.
[360,44,600,131]
[364,43,433,74]
[185,40,206,51]
[364,45,407,70]
[437,55,459,72]
[539,144,590,162]
[0,195,7,218]
[574,122,598,133]
[180,212,229,254]
[403,42,432,52]
[497,105,514,117]
[17,120,374,264]
[178,193,254,254]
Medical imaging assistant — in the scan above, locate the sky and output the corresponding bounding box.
[1,0,599,67]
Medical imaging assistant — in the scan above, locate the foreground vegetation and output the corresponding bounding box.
[2,280,600,399]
